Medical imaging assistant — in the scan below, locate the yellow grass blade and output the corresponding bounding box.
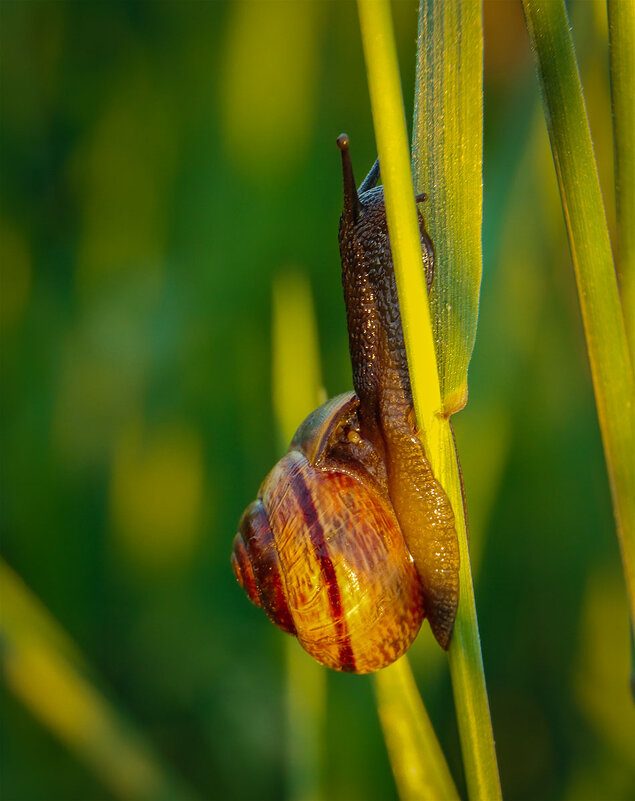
[356,2,500,799]
[0,559,197,801]
[373,657,459,801]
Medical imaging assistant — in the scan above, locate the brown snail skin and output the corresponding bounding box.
[232,135,460,673]
[336,134,459,649]
[232,393,424,674]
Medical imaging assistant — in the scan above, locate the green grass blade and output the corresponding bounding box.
[373,657,459,801]
[411,2,501,799]
[272,271,326,801]
[357,1,500,799]
[608,0,635,355]
[442,425,501,801]
[522,0,635,631]
[357,0,443,451]
[412,0,484,417]
[0,559,198,801]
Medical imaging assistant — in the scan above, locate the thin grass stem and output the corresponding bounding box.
[522,0,635,631]
[411,7,501,796]
[357,1,501,799]
[373,657,459,801]
[608,0,635,355]
[272,271,326,801]
[357,0,443,453]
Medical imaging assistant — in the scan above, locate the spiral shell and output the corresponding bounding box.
[232,394,424,674]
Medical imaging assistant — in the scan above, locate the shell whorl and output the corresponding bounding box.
[232,394,424,674]
[233,500,296,635]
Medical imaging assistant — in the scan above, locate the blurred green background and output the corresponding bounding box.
[1,1,633,800]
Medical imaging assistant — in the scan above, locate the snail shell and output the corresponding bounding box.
[232,393,424,674]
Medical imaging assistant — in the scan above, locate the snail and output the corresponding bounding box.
[232,393,424,674]
[336,134,459,649]
[232,135,460,673]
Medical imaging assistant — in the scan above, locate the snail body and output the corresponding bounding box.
[232,394,424,674]
[336,135,459,648]
[232,136,460,672]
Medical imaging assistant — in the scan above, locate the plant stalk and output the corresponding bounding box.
[608,0,635,355]
[357,1,501,799]
[522,0,635,630]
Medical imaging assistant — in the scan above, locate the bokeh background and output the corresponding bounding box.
[1,1,633,800]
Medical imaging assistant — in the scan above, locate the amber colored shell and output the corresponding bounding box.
[232,407,424,673]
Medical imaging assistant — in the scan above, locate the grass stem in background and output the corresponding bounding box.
[522,0,635,630]
[357,1,501,799]
[272,271,326,801]
[373,657,459,801]
[285,641,326,801]
[0,559,197,801]
[608,0,635,355]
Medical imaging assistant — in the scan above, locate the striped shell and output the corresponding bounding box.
[232,394,424,674]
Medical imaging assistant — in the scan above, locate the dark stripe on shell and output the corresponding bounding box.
[289,467,356,672]
[231,533,260,608]
[239,500,296,635]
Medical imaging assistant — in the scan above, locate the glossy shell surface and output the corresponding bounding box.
[233,445,424,674]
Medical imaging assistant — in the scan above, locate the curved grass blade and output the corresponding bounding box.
[373,657,459,801]
[522,0,635,631]
[0,559,198,801]
[356,2,500,799]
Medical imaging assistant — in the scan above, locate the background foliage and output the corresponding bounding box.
[1,1,632,800]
